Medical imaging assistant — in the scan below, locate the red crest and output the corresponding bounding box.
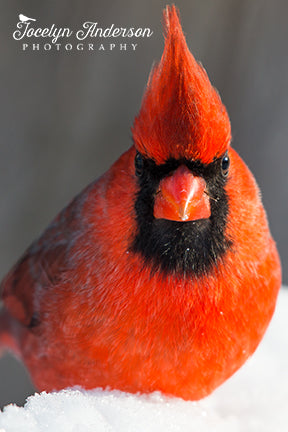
[132,5,231,164]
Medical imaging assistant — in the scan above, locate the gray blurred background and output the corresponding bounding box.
[0,0,287,409]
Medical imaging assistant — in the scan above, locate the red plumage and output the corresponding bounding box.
[0,5,281,401]
[133,6,231,164]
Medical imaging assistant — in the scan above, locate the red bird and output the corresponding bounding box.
[0,6,281,401]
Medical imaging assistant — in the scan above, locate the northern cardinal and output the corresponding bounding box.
[0,6,281,401]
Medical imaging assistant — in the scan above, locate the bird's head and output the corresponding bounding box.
[130,5,232,277]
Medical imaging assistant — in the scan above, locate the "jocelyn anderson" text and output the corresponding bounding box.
[13,21,153,44]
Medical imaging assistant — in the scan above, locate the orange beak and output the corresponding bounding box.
[153,165,211,222]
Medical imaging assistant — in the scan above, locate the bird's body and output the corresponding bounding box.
[0,6,281,401]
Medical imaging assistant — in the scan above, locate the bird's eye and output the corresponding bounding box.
[135,152,144,177]
[221,153,230,177]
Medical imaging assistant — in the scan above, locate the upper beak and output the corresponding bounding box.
[153,165,211,222]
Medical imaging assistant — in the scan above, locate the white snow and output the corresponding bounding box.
[0,288,287,432]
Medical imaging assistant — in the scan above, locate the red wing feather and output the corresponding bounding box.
[1,195,84,327]
[1,237,68,327]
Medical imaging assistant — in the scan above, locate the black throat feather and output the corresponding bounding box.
[131,156,232,278]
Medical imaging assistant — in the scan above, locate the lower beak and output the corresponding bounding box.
[153,165,211,222]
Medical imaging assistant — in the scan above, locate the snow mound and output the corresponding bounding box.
[0,289,287,432]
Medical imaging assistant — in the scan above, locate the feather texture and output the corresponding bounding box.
[132,5,231,164]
